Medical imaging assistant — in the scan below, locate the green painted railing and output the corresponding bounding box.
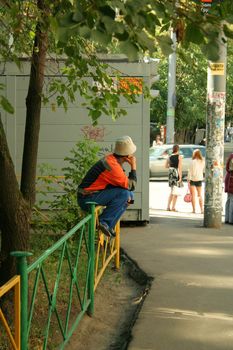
[12,203,96,350]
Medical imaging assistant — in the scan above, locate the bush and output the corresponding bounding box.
[34,138,100,232]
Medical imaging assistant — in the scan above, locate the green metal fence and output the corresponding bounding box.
[12,203,96,350]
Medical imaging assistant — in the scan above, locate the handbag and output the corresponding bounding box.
[184,192,192,203]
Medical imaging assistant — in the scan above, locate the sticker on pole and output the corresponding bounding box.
[167,108,175,117]
[209,63,225,75]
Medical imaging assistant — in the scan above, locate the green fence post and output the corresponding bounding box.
[11,251,33,350]
[87,203,95,316]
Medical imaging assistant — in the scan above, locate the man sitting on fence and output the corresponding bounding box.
[77,135,137,238]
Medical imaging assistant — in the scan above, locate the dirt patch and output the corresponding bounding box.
[67,251,152,350]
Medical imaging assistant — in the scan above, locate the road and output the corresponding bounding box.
[149,180,227,218]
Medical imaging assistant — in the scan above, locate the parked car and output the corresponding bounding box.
[149,144,206,179]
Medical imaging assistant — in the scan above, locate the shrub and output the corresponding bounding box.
[34,138,100,232]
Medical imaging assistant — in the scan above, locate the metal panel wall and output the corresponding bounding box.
[1,59,158,221]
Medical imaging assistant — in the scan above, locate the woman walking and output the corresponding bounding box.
[165,144,183,212]
[187,149,205,214]
[224,152,233,224]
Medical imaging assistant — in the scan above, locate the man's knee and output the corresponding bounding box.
[77,195,89,212]
[117,189,132,202]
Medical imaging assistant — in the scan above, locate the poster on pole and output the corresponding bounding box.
[209,63,225,76]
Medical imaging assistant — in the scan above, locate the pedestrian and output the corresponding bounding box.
[199,138,206,146]
[224,152,233,224]
[77,136,137,238]
[225,125,229,142]
[225,123,231,142]
[229,124,233,143]
[187,149,205,214]
[165,144,183,212]
[152,135,163,147]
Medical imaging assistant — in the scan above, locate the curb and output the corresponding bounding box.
[109,249,153,350]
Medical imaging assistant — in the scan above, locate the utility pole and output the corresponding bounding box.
[166,29,177,144]
[204,27,227,228]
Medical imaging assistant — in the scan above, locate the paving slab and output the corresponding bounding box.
[121,212,233,350]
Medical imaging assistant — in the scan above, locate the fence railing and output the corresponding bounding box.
[0,203,120,350]
[94,206,120,290]
[0,275,21,350]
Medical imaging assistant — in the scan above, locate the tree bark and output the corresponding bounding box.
[0,117,30,283]
[0,0,49,282]
[20,0,48,207]
[204,27,226,228]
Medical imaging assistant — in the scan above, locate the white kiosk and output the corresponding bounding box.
[1,56,159,222]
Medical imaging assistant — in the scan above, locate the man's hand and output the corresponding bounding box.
[124,156,136,170]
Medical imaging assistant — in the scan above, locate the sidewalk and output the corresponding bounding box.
[121,211,233,350]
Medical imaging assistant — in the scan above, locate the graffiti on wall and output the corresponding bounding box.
[81,125,107,141]
[81,125,114,156]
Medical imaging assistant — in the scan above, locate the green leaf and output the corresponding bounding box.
[99,5,115,19]
[114,21,125,34]
[72,10,84,23]
[0,96,14,114]
[91,29,111,46]
[58,13,74,27]
[29,30,35,40]
[185,23,204,45]
[137,31,155,52]
[118,40,139,61]
[156,35,173,56]
[225,15,233,24]
[119,108,127,116]
[145,13,161,28]
[78,25,91,39]
[154,3,167,19]
[223,24,233,39]
[101,16,117,33]
[56,27,71,43]
[160,22,170,33]
[115,30,129,41]
[201,40,220,61]
[90,109,102,121]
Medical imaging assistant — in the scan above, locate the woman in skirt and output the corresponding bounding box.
[165,144,183,212]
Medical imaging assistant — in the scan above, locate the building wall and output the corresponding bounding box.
[0,59,158,221]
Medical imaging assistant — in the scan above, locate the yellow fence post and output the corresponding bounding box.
[115,221,120,269]
[15,277,21,349]
[94,205,121,290]
[0,275,21,350]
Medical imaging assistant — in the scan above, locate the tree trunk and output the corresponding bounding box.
[0,117,30,283]
[0,0,49,282]
[21,14,48,207]
[175,129,185,144]
[204,27,226,228]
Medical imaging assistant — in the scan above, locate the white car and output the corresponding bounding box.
[149,144,206,179]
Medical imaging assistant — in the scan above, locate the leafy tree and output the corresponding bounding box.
[151,37,233,144]
[34,139,100,233]
[1,0,233,282]
[151,45,207,143]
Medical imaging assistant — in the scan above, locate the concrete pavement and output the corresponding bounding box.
[121,211,233,350]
